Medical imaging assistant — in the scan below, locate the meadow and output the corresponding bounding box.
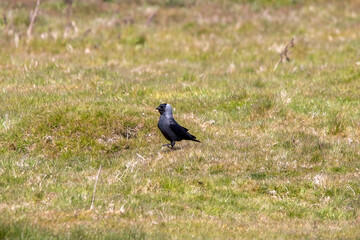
[0,0,360,239]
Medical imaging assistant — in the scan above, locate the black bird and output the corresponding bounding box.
[156,103,200,148]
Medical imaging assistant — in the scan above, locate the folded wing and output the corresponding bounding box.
[169,119,200,142]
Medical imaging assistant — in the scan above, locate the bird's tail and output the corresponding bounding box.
[190,135,200,143]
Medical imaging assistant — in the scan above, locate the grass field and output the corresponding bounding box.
[1,0,360,239]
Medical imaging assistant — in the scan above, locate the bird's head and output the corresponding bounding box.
[156,103,172,116]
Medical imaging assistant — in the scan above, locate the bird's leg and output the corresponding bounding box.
[170,141,175,149]
[162,143,172,148]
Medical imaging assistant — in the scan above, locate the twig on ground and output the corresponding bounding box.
[136,153,145,162]
[3,12,7,26]
[65,0,73,27]
[27,0,41,39]
[82,28,92,38]
[274,37,295,72]
[146,11,157,25]
[90,165,102,211]
[3,12,8,35]
[347,185,356,196]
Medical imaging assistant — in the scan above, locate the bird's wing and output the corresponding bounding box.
[170,119,189,135]
[169,119,191,138]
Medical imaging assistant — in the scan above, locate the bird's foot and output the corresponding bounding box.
[162,143,172,148]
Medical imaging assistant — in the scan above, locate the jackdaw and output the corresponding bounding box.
[156,103,200,148]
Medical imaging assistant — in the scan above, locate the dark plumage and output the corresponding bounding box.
[156,103,200,148]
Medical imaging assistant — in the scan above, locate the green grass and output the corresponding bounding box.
[1,0,360,239]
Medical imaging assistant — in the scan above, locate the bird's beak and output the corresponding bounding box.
[155,107,159,110]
